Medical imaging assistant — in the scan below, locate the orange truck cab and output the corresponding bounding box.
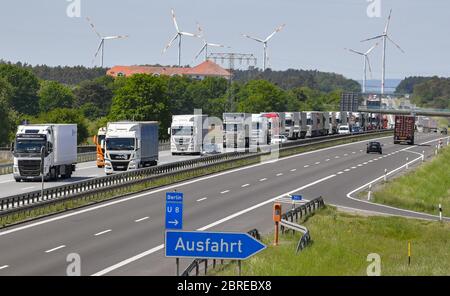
[93,127,107,168]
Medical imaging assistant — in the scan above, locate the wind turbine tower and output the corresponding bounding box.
[345,43,378,93]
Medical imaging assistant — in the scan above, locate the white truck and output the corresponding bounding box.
[104,122,159,174]
[12,124,77,182]
[306,112,324,137]
[284,112,307,140]
[251,114,269,147]
[260,112,282,143]
[223,113,251,150]
[327,112,338,135]
[170,115,208,155]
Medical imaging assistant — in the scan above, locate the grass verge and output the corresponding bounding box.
[0,131,392,228]
[209,206,450,276]
[371,145,450,217]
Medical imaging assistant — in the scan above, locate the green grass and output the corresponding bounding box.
[372,146,450,217]
[209,207,450,276]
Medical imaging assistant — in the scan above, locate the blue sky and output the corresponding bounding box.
[0,0,449,80]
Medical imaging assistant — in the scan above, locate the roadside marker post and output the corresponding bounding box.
[273,203,282,246]
[384,169,387,182]
[367,184,372,201]
[406,157,409,170]
[422,150,425,163]
[439,204,442,222]
[408,242,411,266]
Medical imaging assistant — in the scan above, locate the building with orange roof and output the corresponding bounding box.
[107,60,231,80]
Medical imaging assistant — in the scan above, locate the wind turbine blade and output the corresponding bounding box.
[180,31,197,37]
[365,42,379,55]
[242,34,264,43]
[361,35,384,42]
[207,42,225,47]
[384,9,392,34]
[93,40,103,59]
[196,22,204,38]
[264,24,286,42]
[162,34,178,54]
[86,17,102,39]
[171,9,180,33]
[366,56,373,79]
[103,35,129,40]
[345,48,364,55]
[387,36,405,53]
[194,44,207,60]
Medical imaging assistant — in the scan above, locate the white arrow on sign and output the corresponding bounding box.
[168,220,179,226]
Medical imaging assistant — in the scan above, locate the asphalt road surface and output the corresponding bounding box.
[0,132,448,276]
[0,151,200,198]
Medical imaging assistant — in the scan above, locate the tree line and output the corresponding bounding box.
[0,63,356,146]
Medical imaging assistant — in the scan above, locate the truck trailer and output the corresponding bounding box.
[251,114,269,147]
[223,113,251,150]
[394,115,415,145]
[170,115,208,155]
[104,122,159,174]
[12,124,77,182]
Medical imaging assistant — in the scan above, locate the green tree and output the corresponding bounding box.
[34,108,89,144]
[74,76,114,117]
[109,74,170,139]
[0,77,19,145]
[0,64,40,115]
[38,80,75,113]
[236,80,289,113]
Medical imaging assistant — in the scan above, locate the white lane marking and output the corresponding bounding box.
[45,245,66,253]
[344,154,348,156]
[304,165,310,168]
[344,169,350,172]
[259,178,267,182]
[315,162,321,165]
[360,150,363,152]
[241,184,250,188]
[94,229,112,237]
[0,265,8,270]
[220,190,230,194]
[92,174,337,276]
[0,180,13,184]
[276,173,283,177]
[325,159,330,162]
[335,156,340,159]
[352,152,356,154]
[135,217,149,223]
[21,187,35,191]
[290,169,297,172]
[368,160,373,163]
[196,197,208,202]
[0,135,395,237]
[364,162,368,165]
[351,167,357,169]
[337,172,344,175]
[357,164,363,167]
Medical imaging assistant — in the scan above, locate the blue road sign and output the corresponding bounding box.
[165,192,183,230]
[165,231,266,260]
[291,195,303,201]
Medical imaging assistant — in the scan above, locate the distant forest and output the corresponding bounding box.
[0,60,360,93]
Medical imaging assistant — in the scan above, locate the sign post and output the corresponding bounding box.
[165,191,184,275]
[273,203,282,246]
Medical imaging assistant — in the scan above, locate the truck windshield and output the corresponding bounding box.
[106,138,135,151]
[97,134,106,144]
[15,139,46,153]
[172,126,194,136]
[285,119,293,127]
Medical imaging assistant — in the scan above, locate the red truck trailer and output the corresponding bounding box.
[394,115,415,145]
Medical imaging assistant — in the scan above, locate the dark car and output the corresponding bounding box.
[367,141,383,154]
[201,143,221,157]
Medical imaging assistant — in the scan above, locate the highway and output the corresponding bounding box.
[0,150,200,198]
[0,132,447,276]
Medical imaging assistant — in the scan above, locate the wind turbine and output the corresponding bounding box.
[194,23,228,62]
[361,9,404,95]
[162,9,198,67]
[86,17,129,67]
[243,24,285,71]
[345,43,378,93]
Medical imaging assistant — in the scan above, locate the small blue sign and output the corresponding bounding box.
[165,192,183,230]
[165,231,266,260]
[291,195,303,201]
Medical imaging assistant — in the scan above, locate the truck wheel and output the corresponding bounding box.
[15,178,21,183]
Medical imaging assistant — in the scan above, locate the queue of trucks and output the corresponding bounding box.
[11,111,391,181]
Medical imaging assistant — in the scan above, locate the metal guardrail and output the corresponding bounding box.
[181,229,261,276]
[0,130,390,219]
[280,197,325,253]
